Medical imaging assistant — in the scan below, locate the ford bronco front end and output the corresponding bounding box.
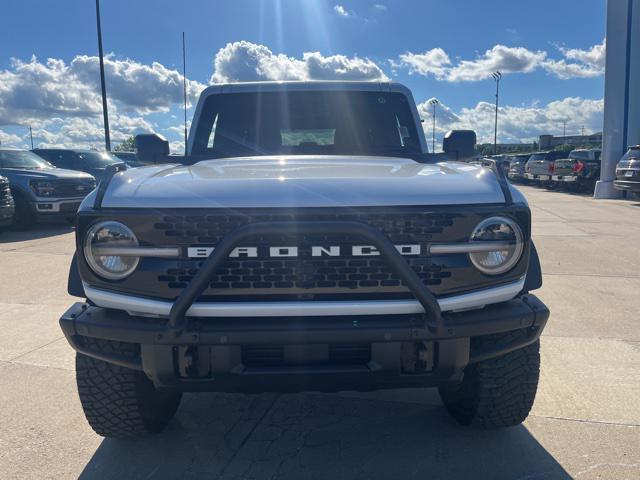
[60,81,549,438]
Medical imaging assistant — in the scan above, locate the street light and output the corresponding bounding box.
[491,71,502,155]
[28,126,33,149]
[428,98,439,152]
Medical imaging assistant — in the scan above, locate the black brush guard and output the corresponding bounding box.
[167,220,442,335]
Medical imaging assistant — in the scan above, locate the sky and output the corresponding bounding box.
[0,0,606,152]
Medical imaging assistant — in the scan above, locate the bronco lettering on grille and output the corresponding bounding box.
[187,244,422,259]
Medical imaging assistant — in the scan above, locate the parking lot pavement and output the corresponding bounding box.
[0,187,638,480]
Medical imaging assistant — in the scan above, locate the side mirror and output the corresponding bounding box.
[135,133,170,164]
[443,130,476,161]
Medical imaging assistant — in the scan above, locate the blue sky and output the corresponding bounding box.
[0,0,606,151]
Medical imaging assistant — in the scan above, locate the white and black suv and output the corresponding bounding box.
[60,81,549,438]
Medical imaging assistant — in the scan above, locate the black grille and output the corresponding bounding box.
[52,179,96,198]
[0,179,12,206]
[160,256,451,292]
[154,211,458,293]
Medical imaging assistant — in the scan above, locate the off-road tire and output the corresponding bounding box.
[439,330,540,428]
[76,338,182,438]
[11,190,35,230]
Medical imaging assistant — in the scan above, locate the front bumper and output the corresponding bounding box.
[60,294,549,393]
[0,204,14,226]
[31,197,85,216]
[614,179,640,192]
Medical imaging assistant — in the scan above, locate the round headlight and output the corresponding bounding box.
[469,216,524,275]
[84,221,139,280]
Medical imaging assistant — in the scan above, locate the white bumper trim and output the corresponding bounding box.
[83,278,525,318]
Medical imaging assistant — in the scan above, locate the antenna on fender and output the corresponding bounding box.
[182,31,188,161]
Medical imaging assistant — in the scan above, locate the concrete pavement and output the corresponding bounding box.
[0,186,638,479]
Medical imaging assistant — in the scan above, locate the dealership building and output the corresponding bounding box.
[539,133,602,150]
[595,0,640,198]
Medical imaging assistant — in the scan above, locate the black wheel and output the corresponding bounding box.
[76,338,182,438]
[439,330,540,428]
[11,190,35,230]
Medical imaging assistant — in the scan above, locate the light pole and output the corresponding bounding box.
[563,120,567,146]
[28,126,34,149]
[95,0,111,151]
[491,71,502,155]
[428,98,439,152]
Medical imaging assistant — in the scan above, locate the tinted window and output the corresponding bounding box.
[77,152,121,168]
[192,91,422,158]
[35,150,78,170]
[0,150,53,169]
[623,147,640,160]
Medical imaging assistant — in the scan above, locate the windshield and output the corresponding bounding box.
[77,151,121,168]
[623,147,640,160]
[0,150,53,169]
[529,154,547,161]
[192,91,422,158]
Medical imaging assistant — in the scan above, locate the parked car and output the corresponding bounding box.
[552,149,601,192]
[32,149,123,181]
[0,148,96,228]
[614,145,640,193]
[0,175,15,231]
[507,154,532,182]
[524,151,567,186]
[60,80,548,438]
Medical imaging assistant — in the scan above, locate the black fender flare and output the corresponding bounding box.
[523,242,543,292]
[67,253,86,298]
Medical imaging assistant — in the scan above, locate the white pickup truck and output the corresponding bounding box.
[60,81,548,438]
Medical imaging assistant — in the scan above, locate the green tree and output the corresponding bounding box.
[553,143,573,153]
[114,136,135,152]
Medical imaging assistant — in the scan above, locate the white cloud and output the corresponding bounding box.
[544,39,605,79]
[561,41,605,68]
[0,54,205,126]
[0,54,202,150]
[396,48,452,79]
[447,45,547,81]
[0,56,101,125]
[0,129,22,147]
[333,5,350,17]
[373,4,388,11]
[211,41,388,83]
[395,40,605,82]
[70,55,205,114]
[417,96,603,146]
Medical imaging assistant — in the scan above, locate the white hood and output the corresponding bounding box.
[100,156,507,208]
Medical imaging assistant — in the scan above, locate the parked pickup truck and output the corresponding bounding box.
[507,154,532,182]
[614,145,640,193]
[552,149,601,192]
[524,151,567,185]
[59,81,548,438]
[0,148,96,228]
[32,149,124,182]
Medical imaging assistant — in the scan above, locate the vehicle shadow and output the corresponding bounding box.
[0,223,74,243]
[79,390,570,480]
